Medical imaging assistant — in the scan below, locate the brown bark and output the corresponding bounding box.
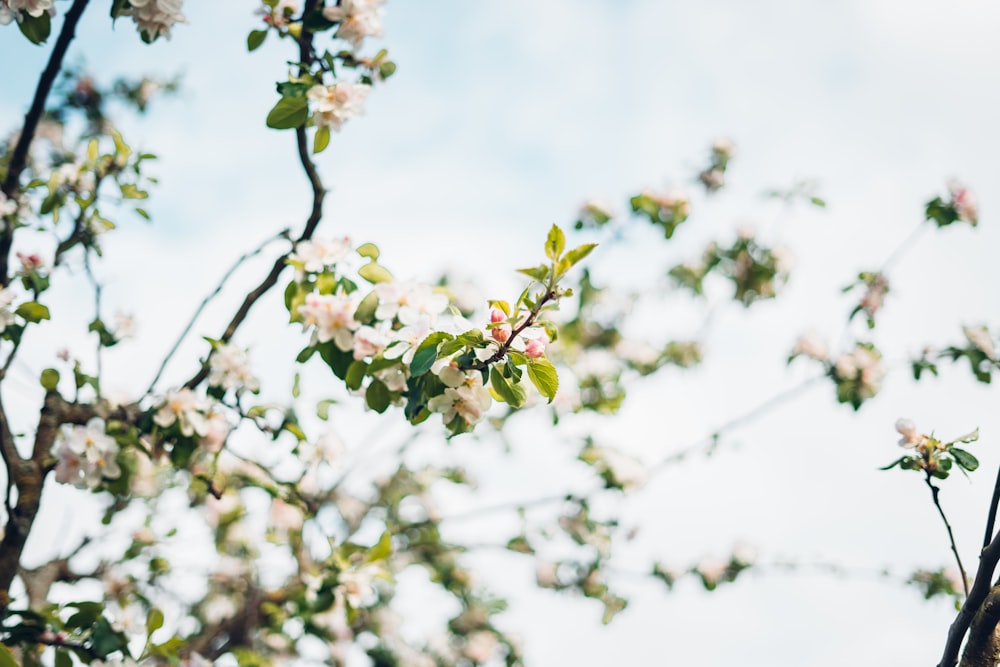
[960,586,1000,667]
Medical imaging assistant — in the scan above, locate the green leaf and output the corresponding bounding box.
[358,262,393,284]
[526,358,559,403]
[365,379,391,413]
[356,242,380,259]
[345,360,368,391]
[354,290,379,324]
[316,398,337,420]
[879,456,906,471]
[266,95,309,130]
[954,428,980,445]
[366,531,392,563]
[0,645,17,667]
[517,265,550,282]
[545,224,566,261]
[313,125,331,154]
[562,243,597,271]
[146,607,164,635]
[40,368,59,391]
[17,11,51,44]
[409,342,440,378]
[490,366,526,408]
[54,649,71,667]
[247,29,267,51]
[810,196,827,208]
[16,301,50,323]
[951,447,979,472]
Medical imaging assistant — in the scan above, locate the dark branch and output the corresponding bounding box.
[0,0,91,286]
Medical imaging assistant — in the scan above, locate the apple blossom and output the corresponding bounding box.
[299,291,361,350]
[208,342,260,392]
[52,418,121,489]
[0,287,15,333]
[308,82,370,131]
[895,418,927,449]
[489,307,512,343]
[127,0,186,41]
[792,332,829,361]
[323,0,385,47]
[288,237,352,275]
[352,322,391,360]
[154,388,212,438]
[4,0,52,19]
[259,0,298,29]
[948,180,978,226]
[427,374,492,426]
[0,192,16,217]
[963,325,996,361]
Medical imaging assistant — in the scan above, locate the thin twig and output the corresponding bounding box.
[0,0,92,285]
[925,472,970,598]
[82,250,102,394]
[183,0,324,391]
[651,373,825,472]
[983,464,1000,550]
[879,220,929,274]
[145,229,290,395]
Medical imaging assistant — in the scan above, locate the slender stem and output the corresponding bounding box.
[880,220,929,274]
[0,0,92,285]
[82,250,102,393]
[651,374,825,472]
[183,0,324,391]
[983,465,1000,550]
[926,472,970,597]
[463,288,557,372]
[145,229,289,395]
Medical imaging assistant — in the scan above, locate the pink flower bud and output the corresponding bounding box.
[490,308,505,323]
[490,308,511,343]
[524,338,546,359]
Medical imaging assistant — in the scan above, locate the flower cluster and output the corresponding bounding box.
[699,137,736,193]
[154,388,230,452]
[575,199,614,230]
[670,231,791,306]
[926,180,979,228]
[883,419,980,479]
[288,226,577,434]
[831,342,885,409]
[630,188,690,238]
[847,271,890,328]
[208,343,260,393]
[52,418,122,489]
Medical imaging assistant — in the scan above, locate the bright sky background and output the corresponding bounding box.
[3,1,1000,665]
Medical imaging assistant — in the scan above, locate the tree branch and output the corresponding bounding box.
[183,0,325,391]
[960,585,1000,667]
[0,0,91,286]
[938,533,1000,667]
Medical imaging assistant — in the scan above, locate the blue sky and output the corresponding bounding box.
[3,1,1000,665]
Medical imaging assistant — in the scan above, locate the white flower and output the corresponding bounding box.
[0,287,15,333]
[463,631,498,664]
[427,374,492,426]
[834,344,885,397]
[895,418,927,449]
[299,291,360,350]
[6,0,53,19]
[338,563,382,607]
[52,418,121,489]
[352,323,391,360]
[0,192,16,216]
[127,0,186,41]
[712,137,737,161]
[259,0,298,29]
[374,281,448,323]
[308,82,370,131]
[696,558,729,586]
[535,561,559,587]
[374,364,408,392]
[0,5,16,25]
[964,325,996,361]
[154,388,212,438]
[289,237,352,275]
[792,332,828,361]
[322,0,384,47]
[208,343,260,392]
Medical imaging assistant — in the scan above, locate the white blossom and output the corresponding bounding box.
[964,325,996,361]
[299,291,360,350]
[338,563,382,607]
[52,418,121,489]
[322,0,384,47]
[427,374,492,426]
[791,332,828,361]
[289,237,352,275]
[308,82,370,131]
[895,418,927,449]
[154,388,212,438]
[0,192,16,216]
[127,0,186,41]
[0,288,15,333]
[208,343,260,392]
[948,180,978,226]
[5,0,53,19]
